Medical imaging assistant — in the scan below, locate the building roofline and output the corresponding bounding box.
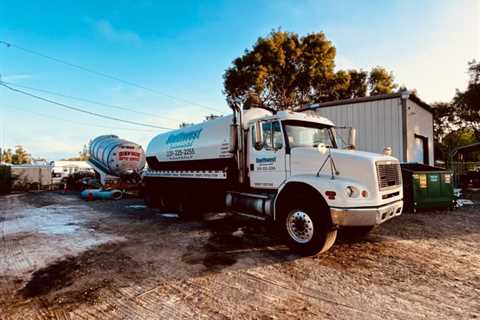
[302,91,432,113]
[451,142,480,157]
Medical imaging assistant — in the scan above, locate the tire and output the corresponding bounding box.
[341,226,374,240]
[144,187,168,211]
[279,199,337,256]
[176,198,193,220]
[143,188,159,208]
[176,192,197,220]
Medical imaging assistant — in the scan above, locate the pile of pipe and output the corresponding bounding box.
[80,189,123,201]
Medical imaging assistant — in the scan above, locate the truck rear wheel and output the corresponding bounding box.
[144,188,160,208]
[176,194,195,220]
[144,185,169,212]
[280,201,337,256]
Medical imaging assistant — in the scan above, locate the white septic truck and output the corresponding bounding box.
[144,107,403,255]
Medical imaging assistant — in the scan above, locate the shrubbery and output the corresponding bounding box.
[63,171,98,191]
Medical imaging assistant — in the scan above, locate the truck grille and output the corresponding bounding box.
[376,162,401,190]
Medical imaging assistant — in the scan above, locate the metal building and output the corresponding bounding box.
[304,91,434,165]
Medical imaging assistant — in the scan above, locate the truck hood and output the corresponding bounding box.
[289,147,400,196]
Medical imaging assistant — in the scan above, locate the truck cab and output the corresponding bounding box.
[229,109,403,254]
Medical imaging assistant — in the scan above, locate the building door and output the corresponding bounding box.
[414,135,429,164]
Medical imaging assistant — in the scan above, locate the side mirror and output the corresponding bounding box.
[348,128,357,150]
[254,120,263,150]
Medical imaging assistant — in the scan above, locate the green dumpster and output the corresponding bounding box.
[401,163,455,212]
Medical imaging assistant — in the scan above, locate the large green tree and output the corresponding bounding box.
[331,69,370,100]
[454,60,480,136]
[224,31,335,111]
[368,66,397,95]
[432,102,457,140]
[347,69,369,98]
[224,31,396,111]
[432,61,480,161]
[1,148,13,163]
[2,145,32,164]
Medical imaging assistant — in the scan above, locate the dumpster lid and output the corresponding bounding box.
[401,163,448,172]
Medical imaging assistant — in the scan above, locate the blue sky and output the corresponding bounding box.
[0,0,478,160]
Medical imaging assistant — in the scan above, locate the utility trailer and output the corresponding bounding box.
[10,164,53,191]
[144,107,404,255]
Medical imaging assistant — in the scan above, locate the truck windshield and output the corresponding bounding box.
[284,122,336,149]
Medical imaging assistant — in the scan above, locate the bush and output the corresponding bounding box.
[0,165,12,194]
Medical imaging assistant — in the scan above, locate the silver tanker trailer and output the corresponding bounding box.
[89,135,146,185]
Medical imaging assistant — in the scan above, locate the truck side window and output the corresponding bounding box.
[272,121,283,149]
[260,122,271,149]
[262,121,283,150]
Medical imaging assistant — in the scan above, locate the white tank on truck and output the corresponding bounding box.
[89,135,146,177]
[146,108,271,177]
[144,107,404,256]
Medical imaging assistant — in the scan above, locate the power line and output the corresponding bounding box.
[1,105,160,132]
[0,82,175,130]
[0,40,225,113]
[1,81,181,123]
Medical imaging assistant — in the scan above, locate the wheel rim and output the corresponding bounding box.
[286,210,314,244]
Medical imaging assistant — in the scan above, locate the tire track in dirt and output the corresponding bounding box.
[2,193,480,319]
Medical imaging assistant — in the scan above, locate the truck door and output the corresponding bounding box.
[248,120,287,189]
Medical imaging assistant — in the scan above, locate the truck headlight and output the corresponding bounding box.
[345,186,356,198]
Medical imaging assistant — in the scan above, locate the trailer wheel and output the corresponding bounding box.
[176,199,190,220]
[176,192,196,220]
[144,189,162,209]
[143,189,155,207]
[280,200,337,256]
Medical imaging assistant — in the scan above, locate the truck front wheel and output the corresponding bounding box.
[280,201,337,256]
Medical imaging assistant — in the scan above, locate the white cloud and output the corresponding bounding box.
[89,19,142,46]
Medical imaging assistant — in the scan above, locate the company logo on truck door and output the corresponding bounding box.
[255,157,276,171]
[256,157,276,164]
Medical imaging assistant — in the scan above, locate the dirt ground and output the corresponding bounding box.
[0,192,479,319]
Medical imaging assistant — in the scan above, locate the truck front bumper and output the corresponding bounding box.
[330,200,403,227]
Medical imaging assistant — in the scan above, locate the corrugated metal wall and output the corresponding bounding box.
[406,99,434,165]
[311,98,404,161]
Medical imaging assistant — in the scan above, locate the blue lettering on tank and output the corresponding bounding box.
[166,129,203,146]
